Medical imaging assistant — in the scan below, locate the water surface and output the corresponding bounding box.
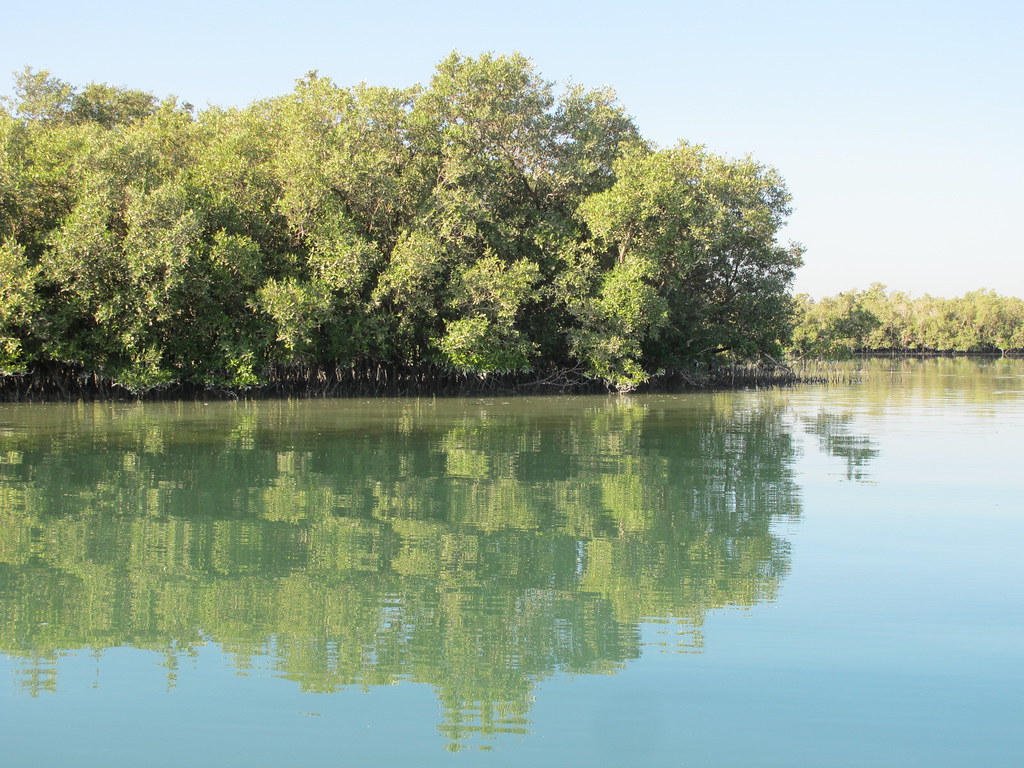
[1,358,1022,766]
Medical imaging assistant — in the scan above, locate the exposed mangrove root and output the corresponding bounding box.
[0,359,810,402]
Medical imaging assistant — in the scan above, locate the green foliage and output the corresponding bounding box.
[581,143,802,376]
[567,254,667,389]
[0,240,38,371]
[7,66,156,126]
[439,314,533,373]
[789,291,881,358]
[257,277,334,361]
[5,67,75,121]
[439,256,540,373]
[0,55,805,393]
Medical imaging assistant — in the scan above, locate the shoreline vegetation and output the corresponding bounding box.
[1,53,803,400]
[1,54,1021,402]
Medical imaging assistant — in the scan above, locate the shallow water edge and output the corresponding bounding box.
[0,361,805,402]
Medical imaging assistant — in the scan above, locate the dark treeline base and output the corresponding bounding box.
[0,361,803,402]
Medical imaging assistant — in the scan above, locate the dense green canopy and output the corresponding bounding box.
[0,54,802,392]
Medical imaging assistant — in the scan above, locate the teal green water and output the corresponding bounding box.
[1,358,1022,766]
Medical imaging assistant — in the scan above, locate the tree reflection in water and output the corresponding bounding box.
[0,394,808,749]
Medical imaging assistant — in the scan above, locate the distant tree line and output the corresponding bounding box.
[0,53,802,395]
[789,285,1024,358]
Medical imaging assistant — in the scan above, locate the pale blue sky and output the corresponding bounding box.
[3,0,1020,297]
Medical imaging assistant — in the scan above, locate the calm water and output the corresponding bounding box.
[1,358,1022,766]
